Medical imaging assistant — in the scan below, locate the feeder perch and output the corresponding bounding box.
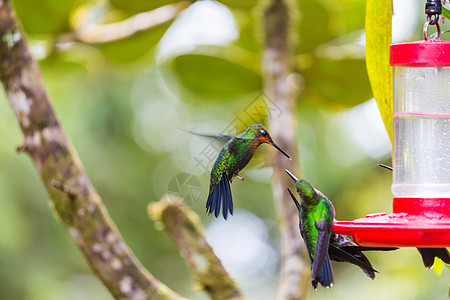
[333,28,450,247]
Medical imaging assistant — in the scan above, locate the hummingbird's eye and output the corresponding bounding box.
[261,130,267,137]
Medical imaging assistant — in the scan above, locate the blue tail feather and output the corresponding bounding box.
[214,185,220,218]
[206,191,213,214]
[316,255,333,288]
[222,180,228,219]
[312,255,333,289]
[206,172,233,220]
[222,173,233,219]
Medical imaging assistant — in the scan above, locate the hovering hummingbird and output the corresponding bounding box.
[204,124,291,219]
[285,169,335,289]
[285,169,397,289]
[378,164,450,268]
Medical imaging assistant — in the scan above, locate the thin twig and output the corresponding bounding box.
[72,2,191,44]
[148,195,244,300]
[0,1,185,299]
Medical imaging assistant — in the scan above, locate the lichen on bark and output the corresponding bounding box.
[148,195,244,300]
[0,1,185,299]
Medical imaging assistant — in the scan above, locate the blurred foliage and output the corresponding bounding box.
[171,54,261,98]
[98,22,172,62]
[13,0,76,34]
[0,0,448,299]
[109,0,180,12]
[302,58,371,107]
[216,0,258,9]
[365,0,393,142]
[444,6,450,20]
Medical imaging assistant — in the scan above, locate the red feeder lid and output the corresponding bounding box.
[390,39,450,66]
[332,198,450,247]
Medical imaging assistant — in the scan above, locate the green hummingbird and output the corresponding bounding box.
[285,169,335,289]
[378,164,450,268]
[206,124,290,219]
[285,169,397,288]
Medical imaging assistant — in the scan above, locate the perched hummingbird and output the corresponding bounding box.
[285,169,335,289]
[206,124,291,219]
[285,169,397,288]
[378,164,450,268]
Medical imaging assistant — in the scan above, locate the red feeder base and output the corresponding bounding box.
[332,198,450,247]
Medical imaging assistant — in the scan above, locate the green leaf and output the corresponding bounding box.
[302,58,372,107]
[109,0,179,13]
[365,0,393,142]
[12,0,76,34]
[338,0,366,33]
[297,0,331,54]
[233,11,259,54]
[296,0,366,54]
[216,0,258,9]
[443,7,450,20]
[171,54,261,98]
[98,22,172,62]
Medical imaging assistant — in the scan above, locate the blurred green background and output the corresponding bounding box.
[0,0,449,299]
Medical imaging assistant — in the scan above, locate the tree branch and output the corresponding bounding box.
[262,0,310,299]
[0,1,185,299]
[71,1,190,44]
[148,195,244,300]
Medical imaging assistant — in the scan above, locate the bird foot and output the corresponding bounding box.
[230,174,245,183]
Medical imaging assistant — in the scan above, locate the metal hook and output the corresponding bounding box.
[424,19,441,40]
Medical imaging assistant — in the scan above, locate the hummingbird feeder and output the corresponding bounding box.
[333,1,450,247]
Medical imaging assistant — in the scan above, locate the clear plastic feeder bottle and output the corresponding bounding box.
[390,39,450,198]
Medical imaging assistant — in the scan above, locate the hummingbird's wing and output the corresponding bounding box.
[417,248,450,268]
[328,244,378,279]
[329,233,397,279]
[311,220,333,288]
[331,233,398,251]
[182,129,234,141]
[341,246,398,252]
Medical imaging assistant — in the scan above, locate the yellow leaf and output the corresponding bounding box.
[365,0,393,143]
[432,257,445,276]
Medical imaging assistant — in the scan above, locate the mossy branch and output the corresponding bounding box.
[262,0,310,299]
[148,195,244,300]
[0,1,185,299]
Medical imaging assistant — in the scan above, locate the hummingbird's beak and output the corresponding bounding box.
[270,142,291,159]
[285,169,299,182]
[287,188,301,210]
[378,164,393,171]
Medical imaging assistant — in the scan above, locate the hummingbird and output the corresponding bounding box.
[378,164,450,268]
[206,124,291,219]
[285,169,335,289]
[285,169,397,288]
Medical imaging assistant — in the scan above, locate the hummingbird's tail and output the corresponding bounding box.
[417,248,450,268]
[206,172,233,220]
[312,255,334,290]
